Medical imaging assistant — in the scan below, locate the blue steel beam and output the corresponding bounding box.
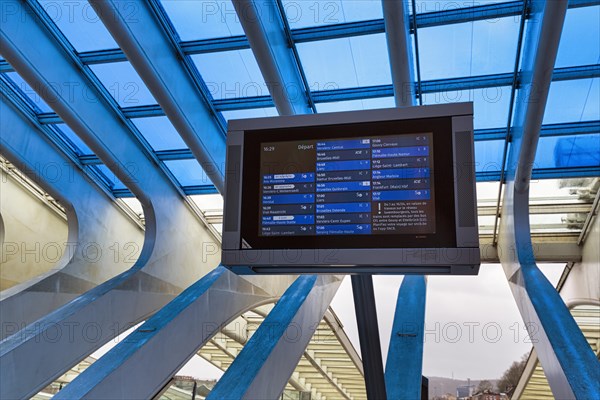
[74,119,600,167]
[27,64,599,120]
[207,276,343,400]
[108,165,600,198]
[0,0,597,72]
[385,276,427,400]
[53,266,277,400]
[90,0,227,193]
[474,120,600,141]
[232,0,312,115]
[497,0,600,399]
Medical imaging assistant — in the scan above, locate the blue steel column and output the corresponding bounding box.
[497,1,600,399]
[385,275,427,399]
[382,2,427,398]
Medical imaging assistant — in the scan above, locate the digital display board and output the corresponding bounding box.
[222,103,480,275]
[259,133,435,237]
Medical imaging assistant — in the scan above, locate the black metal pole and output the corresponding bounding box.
[352,274,387,400]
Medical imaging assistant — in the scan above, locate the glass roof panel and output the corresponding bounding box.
[316,97,396,113]
[535,134,600,170]
[222,107,278,121]
[5,72,53,112]
[418,17,520,81]
[543,79,600,124]
[130,116,188,151]
[191,50,268,100]
[474,140,504,175]
[94,165,126,190]
[37,0,119,52]
[413,1,512,14]
[297,34,391,90]
[160,0,244,41]
[422,86,511,129]
[556,6,600,68]
[164,159,211,187]
[52,124,93,155]
[282,0,383,29]
[89,62,157,107]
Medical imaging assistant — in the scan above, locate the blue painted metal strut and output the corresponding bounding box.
[23,64,599,120]
[385,276,427,400]
[497,0,600,398]
[207,275,318,399]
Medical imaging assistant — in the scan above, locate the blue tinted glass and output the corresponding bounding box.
[316,97,396,113]
[37,0,119,52]
[535,134,600,169]
[419,17,520,81]
[414,1,511,14]
[89,62,157,107]
[282,0,383,29]
[53,124,93,155]
[543,79,600,124]
[297,34,391,90]
[164,160,211,186]
[160,0,244,41]
[94,165,127,190]
[423,86,511,129]
[192,50,267,100]
[474,140,504,174]
[131,116,188,151]
[222,107,278,121]
[5,72,53,112]
[556,6,600,68]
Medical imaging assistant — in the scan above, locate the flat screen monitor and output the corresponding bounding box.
[222,103,480,275]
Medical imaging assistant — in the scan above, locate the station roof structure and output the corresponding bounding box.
[1,0,598,256]
[1,0,599,398]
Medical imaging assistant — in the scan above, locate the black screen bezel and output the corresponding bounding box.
[240,116,457,249]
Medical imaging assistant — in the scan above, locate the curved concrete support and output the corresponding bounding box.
[208,275,342,400]
[0,91,144,337]
[0,1,222,398]
[54,266,282,399]
[0,168,68,291]
[498,1,600,398]
[561,212,600,306]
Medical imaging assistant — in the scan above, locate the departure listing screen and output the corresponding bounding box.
[259,133,435,237]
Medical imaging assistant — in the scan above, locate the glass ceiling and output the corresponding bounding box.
[1,0,598,240]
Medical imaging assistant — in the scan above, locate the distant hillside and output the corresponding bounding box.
[427,377,499,398]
